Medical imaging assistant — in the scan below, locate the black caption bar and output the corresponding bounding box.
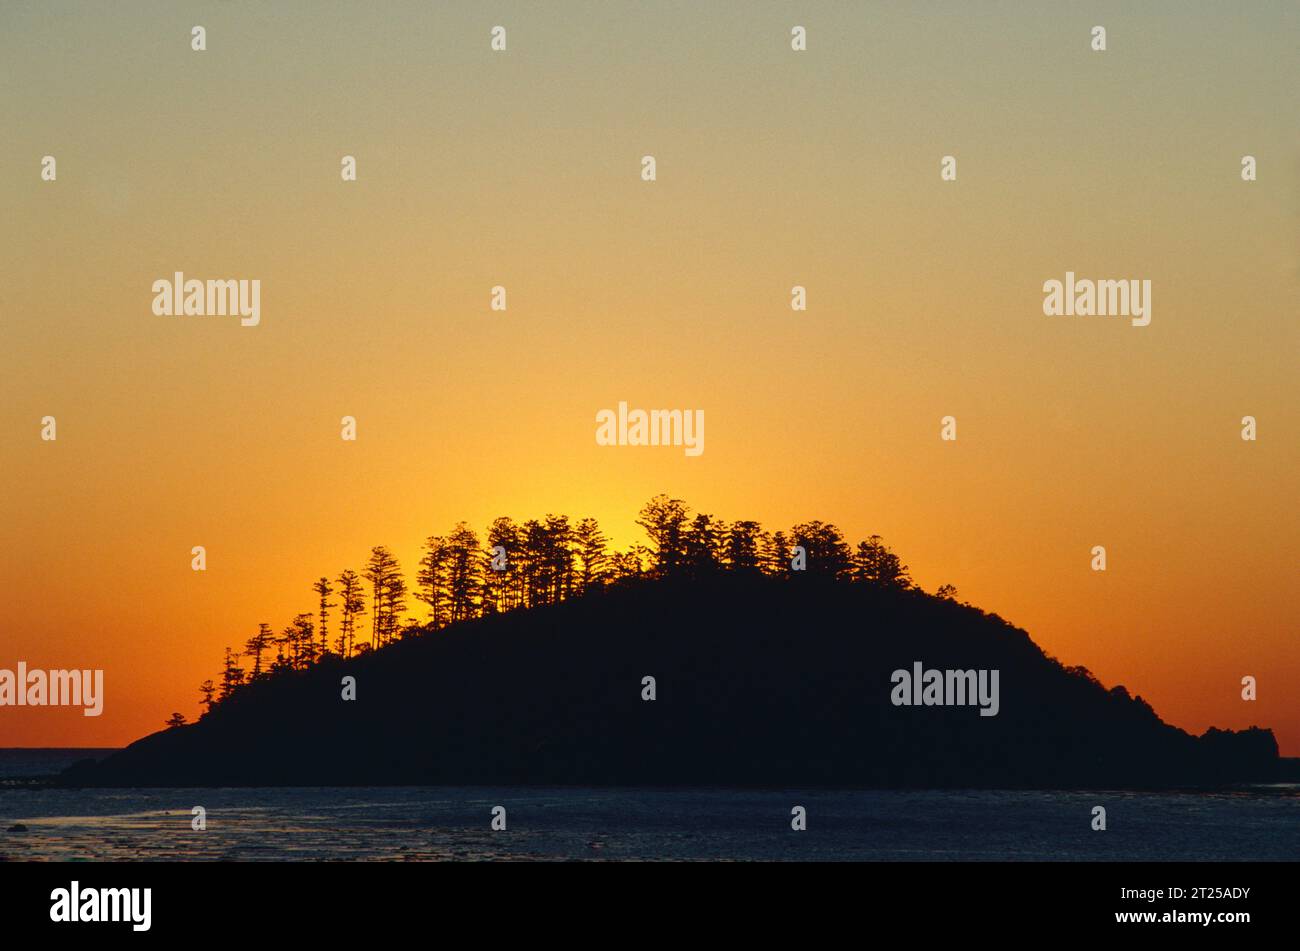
[0,860,1288,940]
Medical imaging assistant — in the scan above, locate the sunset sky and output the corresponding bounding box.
[2,2,1297,754]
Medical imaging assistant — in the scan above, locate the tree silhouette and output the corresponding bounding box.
[725,520,764,574]
[609,545,647,582]
[545,514,575,602]
[194,498,933,722]
[271,624,290,672]
[481,518,518,615]
[573,517,608,593]
[445,523,481,623]
[416,535,451,629]
[244,623,274,679]
[520,519,547,607]
[637,494,690,576]
[336,569,366,657]
[683,513,724,577]
[763,530,790,576]
[363,546,402,650]
[853,535,912,589]
[218,647,245,701]
[791,520,853,579]
[313,577,336,657]
[288,613,317,668]
[382,572,408,644]
[274,623,293,671]
[198,680,216,715]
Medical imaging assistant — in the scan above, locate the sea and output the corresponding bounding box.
[2,749,1297,861]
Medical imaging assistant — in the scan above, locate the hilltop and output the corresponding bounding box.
[63,573,1279,788]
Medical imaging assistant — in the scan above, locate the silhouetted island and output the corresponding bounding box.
[62,497,1282,789]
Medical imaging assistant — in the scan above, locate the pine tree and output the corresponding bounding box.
[313,577,336,657]
[788,521,853,579]
[683,513,724,577]
[445,523,481,623]
[336,569,366,656]
[481,518,519,615]
[573,517,608,593]
[416,536,451,629]
[363,546,402,650]
[763,530,790,576]
[853,535,912,589]
[244,623,274,679]
[637,494,690,577]
[545,514,574,602]
[382,573,408,644]
[219,647,245,700]
[289,613,317,667]
[725,520,764,573]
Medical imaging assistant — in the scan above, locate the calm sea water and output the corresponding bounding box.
[2,750,1297,861]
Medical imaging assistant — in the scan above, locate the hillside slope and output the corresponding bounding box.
[64,577,1280,788]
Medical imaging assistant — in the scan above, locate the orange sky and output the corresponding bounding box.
[2,2,1297,753]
